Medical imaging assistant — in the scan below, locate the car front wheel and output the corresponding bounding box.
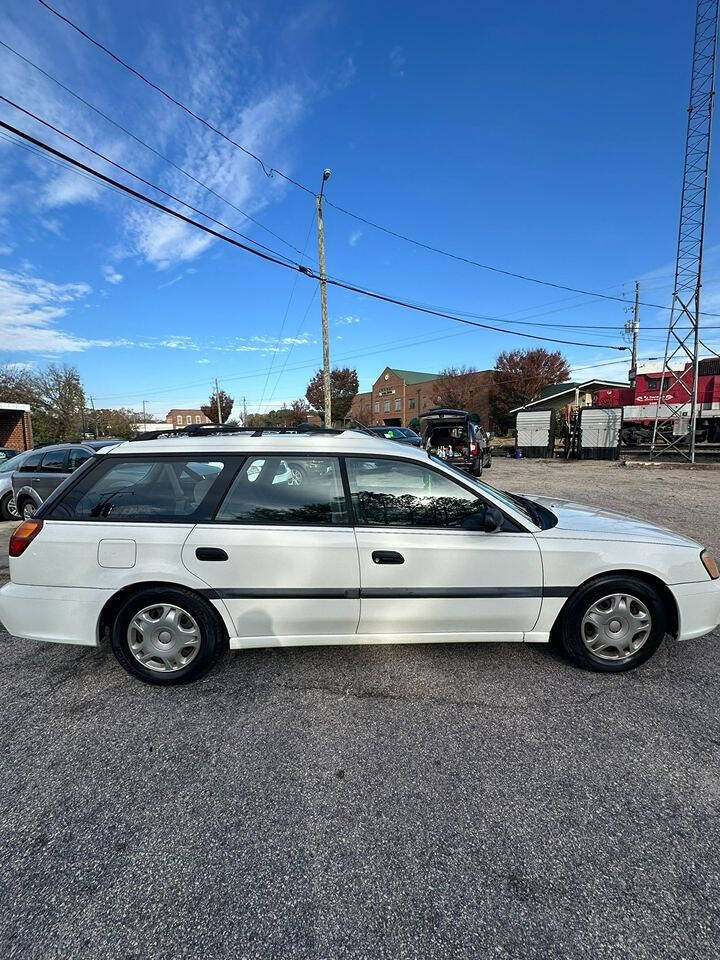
[18,498,36,520]
[110,587,227,685]
[558,575,667,672]
[0,491,19,521]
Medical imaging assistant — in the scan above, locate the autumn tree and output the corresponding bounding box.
[34,364,87,444]
[305,367,359,424]
[491,348,570,432]
[91,407,142,439]
[0,364,40,406]
[201,389,234,424]
[435,366,491,424]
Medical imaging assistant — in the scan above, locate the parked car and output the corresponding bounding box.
[0,449,36,520]
[1,428,718,687]
[0,447,21,466]
[360,426,422,446]
[11,440,122,519]
[420,408,491,476]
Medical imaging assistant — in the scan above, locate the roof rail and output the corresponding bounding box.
[130,422,346,441]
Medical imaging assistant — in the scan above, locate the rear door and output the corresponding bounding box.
[346,456,542,640]
[182,455,361,644]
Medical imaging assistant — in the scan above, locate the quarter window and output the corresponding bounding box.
[68,447,92,472]
[216,457,346,526]
[48,457,230,522]
[346,457,487,529]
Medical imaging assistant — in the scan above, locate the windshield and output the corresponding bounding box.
[429,454,535,522]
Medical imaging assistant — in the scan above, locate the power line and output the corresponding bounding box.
[36,0,315,195]
[0,38,310,260]
[0,117,629,353]
[0,96,299,265]
[34,1,717,321]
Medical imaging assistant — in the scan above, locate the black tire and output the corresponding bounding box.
[110,586,227,685]
[0,491,19,521]
[18,498,36,521]
[558,575,667,673]
[484,451,492,469]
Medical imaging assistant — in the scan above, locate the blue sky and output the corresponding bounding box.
[0,0,718,419]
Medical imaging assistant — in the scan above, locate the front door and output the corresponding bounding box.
[182,455,360,645]
[345,456,542,640]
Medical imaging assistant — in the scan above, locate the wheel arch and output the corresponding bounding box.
[97,580,232,646]
[551,569,679,640]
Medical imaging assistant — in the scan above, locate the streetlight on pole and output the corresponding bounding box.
[316,168,332,427]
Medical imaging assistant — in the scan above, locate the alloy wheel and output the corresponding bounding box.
[581,593,652,661]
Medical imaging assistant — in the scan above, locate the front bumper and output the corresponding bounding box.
[670,579,720,641]
[0,582,111,646]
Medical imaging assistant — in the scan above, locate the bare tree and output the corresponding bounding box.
[435,366,492,423]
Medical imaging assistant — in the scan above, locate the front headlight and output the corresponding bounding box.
[701,550,720,580]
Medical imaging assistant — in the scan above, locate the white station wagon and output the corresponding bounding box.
[1,426,719,685]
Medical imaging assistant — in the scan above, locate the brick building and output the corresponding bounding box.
[349,367,493,428]
[0,403,33,451]
[166,408,212,428]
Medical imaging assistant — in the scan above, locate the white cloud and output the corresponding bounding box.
[0,243,14,255]
[102,265,124,285]
[348,229,362,247]
[336,314,361,325]
[197,358,211,364]
[0,267,131,354]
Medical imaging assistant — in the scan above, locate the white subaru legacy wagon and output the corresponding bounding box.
[1,427,719,685]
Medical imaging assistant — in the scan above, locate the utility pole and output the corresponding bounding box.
[625,282,640,382]
[316,168,332,427]
[142,400,148,431]
[214,378,223,425]
[89,395,98,439]
[242,396,247,425]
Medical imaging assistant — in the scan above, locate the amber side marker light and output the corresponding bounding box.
[701,550,720,580]
[9,519,43,558]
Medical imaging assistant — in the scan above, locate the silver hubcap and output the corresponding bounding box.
[6,497,19,519]
[581,593,652,661]
[22,502,35,519]
[127,603,201,673]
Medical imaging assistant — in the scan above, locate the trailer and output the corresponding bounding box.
[516,409,555,458]
[577,407,622,460]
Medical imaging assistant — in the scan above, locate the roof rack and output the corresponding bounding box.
[130,423,347,442]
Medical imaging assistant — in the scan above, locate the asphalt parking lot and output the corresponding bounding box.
[1,459,719,960]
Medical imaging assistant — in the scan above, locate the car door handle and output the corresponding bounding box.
[372,550,404,565]
[195,547,228,561]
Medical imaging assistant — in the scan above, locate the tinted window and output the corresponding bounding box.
[346,457,485,529]
[18,451,44,472]
[217,457,346,526]
[49,457,230,521]
[40,449,68,473]
[68,447,92,472]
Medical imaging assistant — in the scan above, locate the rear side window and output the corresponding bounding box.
[40,449,68,473]
[47,457,231,522]
[216,456,347,525]
[17,451,43,472]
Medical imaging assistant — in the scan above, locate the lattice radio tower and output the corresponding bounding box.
[651,0,720,462]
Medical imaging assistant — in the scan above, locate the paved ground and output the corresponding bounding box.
[1,460,719,959]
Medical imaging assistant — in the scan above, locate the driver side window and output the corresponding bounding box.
[346,457,487,529]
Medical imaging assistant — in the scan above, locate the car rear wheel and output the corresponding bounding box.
[0,491,19,521]
[558,575,666,672]
[110,587,227,685]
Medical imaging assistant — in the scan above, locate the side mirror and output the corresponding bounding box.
[462,505,504,532]
[483,505,504,533]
